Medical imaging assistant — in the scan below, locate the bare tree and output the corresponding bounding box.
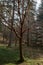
[0,0,33,62]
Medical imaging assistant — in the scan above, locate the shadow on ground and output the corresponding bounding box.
[0,46,19,65]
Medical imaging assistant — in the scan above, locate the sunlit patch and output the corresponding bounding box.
[36,0,41,10]
[4,63,16,65]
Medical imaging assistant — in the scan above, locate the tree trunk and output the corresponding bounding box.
[19,38,24,61]
[27,21,29,46]
[19,25,24,62]
[8,30,12,47]
[27,29,29,46]
[8,0,15,47]
[3,33,4,43]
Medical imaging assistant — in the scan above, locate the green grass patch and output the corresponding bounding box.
[0,46,19,65]
[0,45,43,65]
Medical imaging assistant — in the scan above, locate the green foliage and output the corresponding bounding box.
[38,14,43,21]
[37,1,43,21]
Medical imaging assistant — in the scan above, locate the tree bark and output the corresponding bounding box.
[19,24,24,62]
[8,30,12,47]
[27,21,29,46]
[27,29,29,46]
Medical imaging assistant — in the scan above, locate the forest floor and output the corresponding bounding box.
[0,44,43,65]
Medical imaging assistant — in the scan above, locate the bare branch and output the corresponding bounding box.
[22,0,32,25]
[22,28,29,34]
[0,14,21,39]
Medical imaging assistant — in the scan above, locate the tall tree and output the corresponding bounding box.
[0,0,33,62]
